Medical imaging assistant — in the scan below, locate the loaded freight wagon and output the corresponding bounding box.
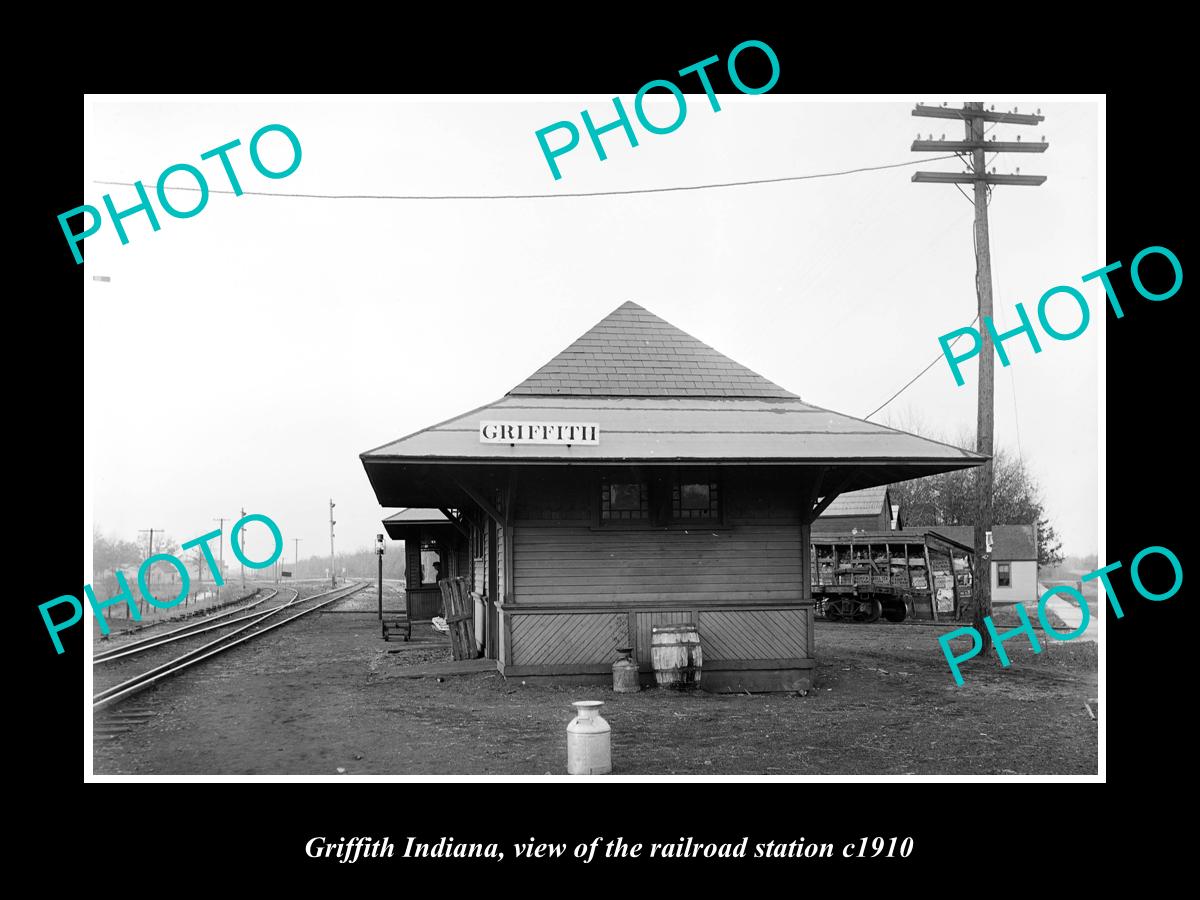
[811,529,975,623]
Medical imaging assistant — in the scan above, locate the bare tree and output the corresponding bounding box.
[882,411,1065,568]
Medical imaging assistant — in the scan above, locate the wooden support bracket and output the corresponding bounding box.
[804,468,856,525]
[449,475,504,527]
[437,507,471,540]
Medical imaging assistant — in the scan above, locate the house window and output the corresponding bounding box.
[997,562,1011,587]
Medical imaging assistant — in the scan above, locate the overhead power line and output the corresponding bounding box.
[93,155,961,202]
[863,315,980,421]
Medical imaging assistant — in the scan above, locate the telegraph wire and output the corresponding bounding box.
[868,316,979,422]
[863,195,987,421]
[93,155,961,202]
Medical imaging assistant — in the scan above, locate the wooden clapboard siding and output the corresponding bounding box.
[452,542,470,580]
[407,587,442,621]
[697,609,807,660]
[634,611,696,667]
[515,525,803,602]
[511,467,805,604]
[406,542,421,590]
[510,612,626,665]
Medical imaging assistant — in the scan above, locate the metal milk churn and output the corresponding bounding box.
[612,646,640,693]
[566,700,612,775]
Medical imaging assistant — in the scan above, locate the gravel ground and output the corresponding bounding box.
[92,587,1097,776]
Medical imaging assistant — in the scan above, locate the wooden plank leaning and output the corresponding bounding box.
[440,576,479,661]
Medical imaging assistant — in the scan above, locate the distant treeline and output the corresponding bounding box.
[93,529,408,585]
[284,545,408,580]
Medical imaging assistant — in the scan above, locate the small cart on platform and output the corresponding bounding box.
[811,529,975,623]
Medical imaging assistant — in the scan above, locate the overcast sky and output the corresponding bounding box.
[83,95,1099,567]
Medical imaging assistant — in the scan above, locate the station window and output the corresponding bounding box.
[420,540,443,584]
[598,469,722,526]
[673,471,720,520]
[997,562,1011,587]
[469,509,486,558]
[600,473,649,521]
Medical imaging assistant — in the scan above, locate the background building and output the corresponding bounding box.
[937,524,1038,604]
[812,485,899,534]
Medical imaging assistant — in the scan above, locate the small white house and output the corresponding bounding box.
[940,524,1038,604]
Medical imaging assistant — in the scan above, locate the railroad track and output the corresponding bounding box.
[93,587,283,664]
[98,586,265,641]
[92,582,367,711]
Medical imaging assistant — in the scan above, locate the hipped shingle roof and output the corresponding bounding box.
[508,301,796,399]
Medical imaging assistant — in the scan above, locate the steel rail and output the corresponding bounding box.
[92,589,301,703]
[92,584,364,709]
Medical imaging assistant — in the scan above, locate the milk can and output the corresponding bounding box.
[566,700,611,775]
[612,646,640,693]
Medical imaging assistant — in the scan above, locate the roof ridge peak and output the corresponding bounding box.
[506,302,798,400]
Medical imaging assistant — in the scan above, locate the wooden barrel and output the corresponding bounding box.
[650,624,702,690]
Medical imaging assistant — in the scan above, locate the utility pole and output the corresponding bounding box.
[912,101,1046,653]
[294,538,302,572]
[240,506,247,590]
[137,528,162,616]
[213,516,227,602]
[329,499,337,588]
[137,528,162,560]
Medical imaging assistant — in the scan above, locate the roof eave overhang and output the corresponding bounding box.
[360,454,986,466]
[359,454,987,510]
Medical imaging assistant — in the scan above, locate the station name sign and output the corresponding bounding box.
[479,421,600,445]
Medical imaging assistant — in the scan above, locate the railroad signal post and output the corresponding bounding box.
[329,499,337,588]
[911,101,1046,653]
[376,533,385,622]
[239,507,248,589]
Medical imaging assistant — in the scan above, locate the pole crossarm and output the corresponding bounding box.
[912,104,1044,125]
[913,172,1047,186]
[912,140,1047,153]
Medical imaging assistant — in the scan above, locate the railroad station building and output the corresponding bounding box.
[360,301,984,691]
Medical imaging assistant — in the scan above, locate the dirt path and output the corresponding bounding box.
[93,591,1097,776]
